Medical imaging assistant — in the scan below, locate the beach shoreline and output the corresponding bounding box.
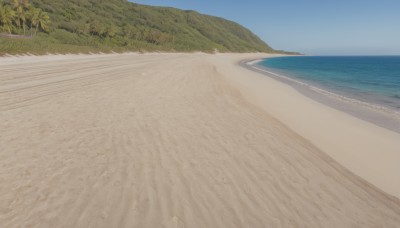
[214,54,400,198]
[241,58,400,134]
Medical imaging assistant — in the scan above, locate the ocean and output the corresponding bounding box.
[257,56,400,112]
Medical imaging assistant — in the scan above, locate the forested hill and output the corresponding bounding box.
[0,0,283,54]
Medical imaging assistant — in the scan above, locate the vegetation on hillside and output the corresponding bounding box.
[0,0,286,55]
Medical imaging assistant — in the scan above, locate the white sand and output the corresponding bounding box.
[219,55,400,198]
[1,53,400,227]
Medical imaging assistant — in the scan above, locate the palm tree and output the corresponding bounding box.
[29,7,39,35]
[0,5,16,34]
[12,0,22,30]
[25,4,35,35]
[32,9,49,36]
[12,0,30,34]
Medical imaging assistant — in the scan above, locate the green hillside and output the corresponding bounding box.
[0,0,282,55]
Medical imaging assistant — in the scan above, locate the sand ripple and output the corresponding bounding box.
[1,53,399,227]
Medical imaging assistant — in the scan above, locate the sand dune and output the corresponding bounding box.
[1,53,400,227]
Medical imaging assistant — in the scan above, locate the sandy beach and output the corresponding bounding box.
[1,53,400,227]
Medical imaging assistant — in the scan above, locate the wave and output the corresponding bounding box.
[246,60,400,117]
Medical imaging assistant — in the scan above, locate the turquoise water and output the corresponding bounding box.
[258,56,400,110]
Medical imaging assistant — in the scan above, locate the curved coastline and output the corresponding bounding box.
[240,58,400,134]
[222,54,400,199]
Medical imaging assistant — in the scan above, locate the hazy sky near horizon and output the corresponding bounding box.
[132,0,400,55]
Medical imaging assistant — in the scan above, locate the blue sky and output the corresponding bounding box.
[131,0,400,55]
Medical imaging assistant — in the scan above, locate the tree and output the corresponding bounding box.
[0,0,49,36]
[25,4,35,35]
[12,0,22,30]
[123,24,139,40]
[12,0,30,34]
[106,24,118,38]
[90,21,106,37]
[25,4,37,35]
[32,8,49,36]
[0,4,16,34]
[77,23,90,35]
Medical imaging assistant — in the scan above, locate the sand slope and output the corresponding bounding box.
[1,53,400,227]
